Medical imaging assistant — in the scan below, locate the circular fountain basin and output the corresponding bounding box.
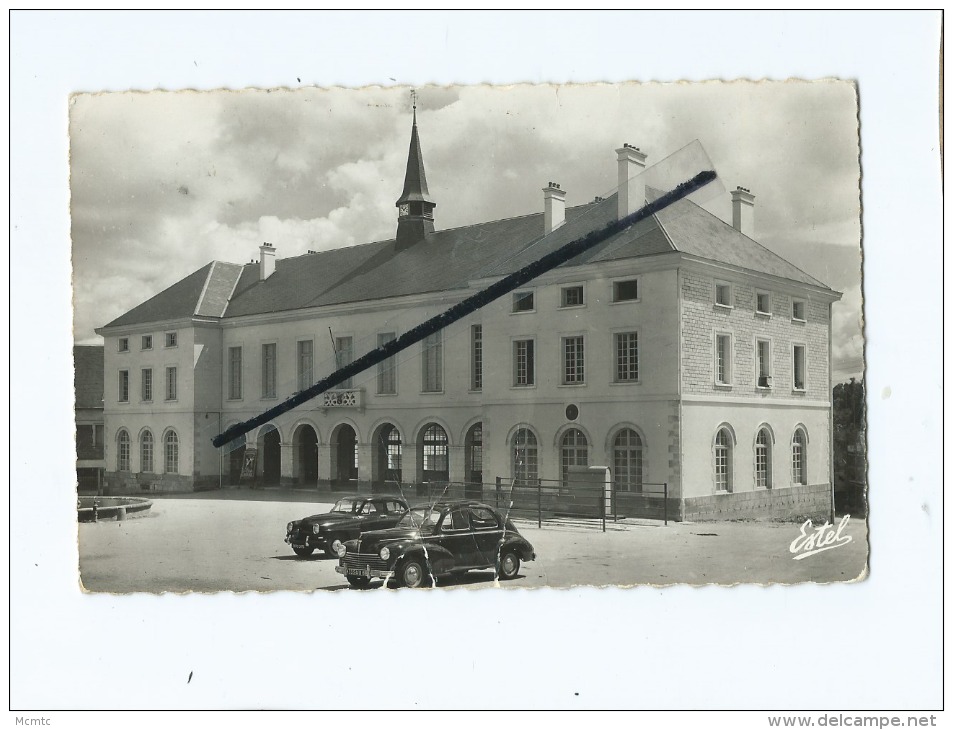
[78,496,152,522]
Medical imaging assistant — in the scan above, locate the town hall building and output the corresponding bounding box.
[94,110,841,521]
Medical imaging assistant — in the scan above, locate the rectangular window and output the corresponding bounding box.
[470,325,483,391]
[165,366,177,401]
[561,285,584,307]
[757,339,771,387]
[756,292,771,314]
[563,336,585,384]
[792,300,806,321]
[715,283,732,307]
[793,345,807,391]
[716,334,732,385]
[335,336,353,389]
[377,332,397,395]
[422,331,443,392]
[118,337,129,353]
[141,335,152,350]
[262,343,277,398]
[512,291,535,313]
[95,424,104,447]
[228,346,243,400]
[141,368,152,402]
[613,279,639,302]
[513,339,535,387]
[297,339,314,392]
[118,370,129,402]
[165,332,178,348]
[615,332,639,382]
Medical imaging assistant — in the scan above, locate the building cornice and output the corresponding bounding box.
[676,254,843,302]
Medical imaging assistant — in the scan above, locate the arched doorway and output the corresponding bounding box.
[258,425,281,485]
[226,432,247,485]
[331,423,358,487]
[294,425,318,485]
[464,423,483,498]
[372,423,402,488]
[419,423,449,483]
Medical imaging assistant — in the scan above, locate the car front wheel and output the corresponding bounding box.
[399,558,431,588]
[498,551,520,580]
[292,546,314,557]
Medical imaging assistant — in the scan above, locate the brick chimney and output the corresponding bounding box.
[543,182,566,234]
[731,187,755,237]
[616,144,648,220]
[259,243,276,280]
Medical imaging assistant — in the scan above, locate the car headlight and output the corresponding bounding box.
[287,522,294,533]
[312,525,321,535]
[334,541,347,557]
[379,547,390,560]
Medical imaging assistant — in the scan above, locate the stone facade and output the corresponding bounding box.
[683,483,831,522]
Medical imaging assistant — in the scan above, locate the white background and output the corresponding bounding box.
[7,9,944,718]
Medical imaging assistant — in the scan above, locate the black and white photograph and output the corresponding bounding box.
[70,80,868,591]
[10,9,942,716]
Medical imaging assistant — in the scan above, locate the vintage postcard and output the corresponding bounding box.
[71,81,867,591]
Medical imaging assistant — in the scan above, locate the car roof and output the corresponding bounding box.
[409,500,494,511]
[333,494,406,502]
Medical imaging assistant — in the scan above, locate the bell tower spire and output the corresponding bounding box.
[396,89,436,248]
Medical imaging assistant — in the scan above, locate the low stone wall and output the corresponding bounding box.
[683,483,831,522]
[104,472,212,494]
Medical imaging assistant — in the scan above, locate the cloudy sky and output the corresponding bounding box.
[70,81,863,380]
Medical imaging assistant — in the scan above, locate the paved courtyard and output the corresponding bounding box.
[77,489,868,592]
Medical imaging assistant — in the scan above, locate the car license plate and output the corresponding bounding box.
[347,566,371,577]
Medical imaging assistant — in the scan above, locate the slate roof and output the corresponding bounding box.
[74,345,104,409]
[103,260,243,328]
[101,193,830,330]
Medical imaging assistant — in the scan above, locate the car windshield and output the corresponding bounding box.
[330,498,363,514]
[397,508,442,529]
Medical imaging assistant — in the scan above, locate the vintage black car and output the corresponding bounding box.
[285,495,408,557]
[334,500,536,588]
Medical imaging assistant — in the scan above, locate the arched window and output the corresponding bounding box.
[386,427,402,473]
[560,429,589,486]
[421,424,448,481]
[117,430,130,472]
[755,428,772,489]
[164,430,179,474]
[613,429,643,493]
[140,430,154,473]
[714,428,733,493]
[792,428,807,486]
[512,427,538,486]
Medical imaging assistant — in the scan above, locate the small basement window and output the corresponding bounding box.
[613,279,639,302]
[561,286,584,308]
[512,291,535,313]
[715,283,732,307]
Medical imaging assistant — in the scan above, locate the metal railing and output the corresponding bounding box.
[308,477,671,530]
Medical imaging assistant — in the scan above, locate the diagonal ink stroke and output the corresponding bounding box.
[212,170,716,448]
